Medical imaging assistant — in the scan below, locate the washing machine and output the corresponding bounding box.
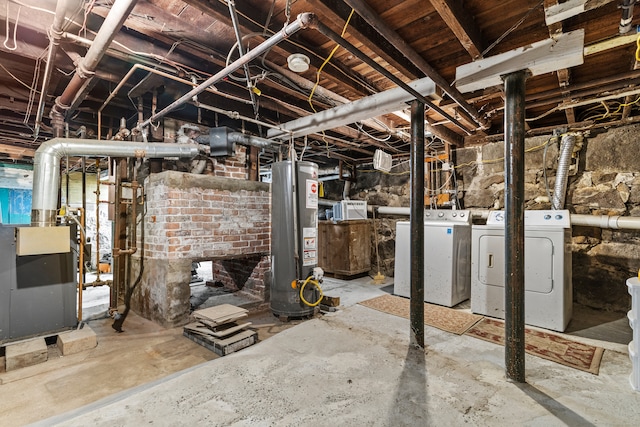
[471,210,572,332]
[394,210,472,307]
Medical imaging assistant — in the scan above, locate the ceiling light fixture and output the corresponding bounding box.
[287,53,310,73]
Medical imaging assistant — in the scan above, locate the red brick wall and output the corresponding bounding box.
[212,256,270,298]
[141,169,271,297]
[211,145,248,179]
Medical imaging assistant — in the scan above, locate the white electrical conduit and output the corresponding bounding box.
[31,138,200,227]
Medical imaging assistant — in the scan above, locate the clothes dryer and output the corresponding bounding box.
[471,210,572,331]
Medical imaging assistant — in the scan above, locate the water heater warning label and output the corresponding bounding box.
[306,179,318,209]
[302,227,317,266]
[303,250,317,265]
[304,237,316,249]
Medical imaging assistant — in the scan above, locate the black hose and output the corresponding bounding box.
[112,189,145,332]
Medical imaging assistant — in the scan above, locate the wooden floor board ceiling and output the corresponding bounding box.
[0,0,638,167]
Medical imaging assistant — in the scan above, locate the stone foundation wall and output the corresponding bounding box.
[131,169,270,327]
[348,124,640,312]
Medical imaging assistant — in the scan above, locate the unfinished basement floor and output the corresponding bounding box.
[1,276,640,426]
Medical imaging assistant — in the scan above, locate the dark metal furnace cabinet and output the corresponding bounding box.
[318,220,371,278]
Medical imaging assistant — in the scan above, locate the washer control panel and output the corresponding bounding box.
[486,210,570,228]
[424,209,472,224]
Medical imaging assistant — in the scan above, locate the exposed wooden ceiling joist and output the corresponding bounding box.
[428,0,486,60]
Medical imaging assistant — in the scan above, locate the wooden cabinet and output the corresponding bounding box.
[318,220,371,278]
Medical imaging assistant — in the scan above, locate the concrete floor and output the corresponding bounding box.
[2,276,639,426]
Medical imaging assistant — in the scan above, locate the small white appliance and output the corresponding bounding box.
[394,209,472,307]
[470,210,572,332]
[332,200,367,221]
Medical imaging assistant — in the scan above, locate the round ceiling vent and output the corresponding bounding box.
[287,53,310,73]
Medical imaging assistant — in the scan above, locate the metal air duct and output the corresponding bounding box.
[551,133,577,210]
[31,138,199,227]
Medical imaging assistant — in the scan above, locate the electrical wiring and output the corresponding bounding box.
[525,105,560,122]
[78,0,96,37]
[300,135,308,160]
[542,136,554,202]
[481,0,544,57]
[220,0,375,94]
[24,50,46,126]
[355,122,392,142]
[453,137,554,171]
[600,95,640,120]
[0,63,39,92]
[308,9,355,113]
[3,2,21,51]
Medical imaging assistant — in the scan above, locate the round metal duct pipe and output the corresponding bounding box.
[31,138,200,227]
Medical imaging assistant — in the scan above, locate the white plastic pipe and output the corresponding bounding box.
[570,214,640,230]
[376,207,640,230]
[377,206,410,216]
[31,138,199,226]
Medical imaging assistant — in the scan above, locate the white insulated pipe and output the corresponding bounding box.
[267,77,436,140]
[31,138,199,226]
[51,0,138,135]
[376,207,640,230]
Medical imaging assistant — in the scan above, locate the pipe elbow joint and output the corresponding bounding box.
[296,12,317,30]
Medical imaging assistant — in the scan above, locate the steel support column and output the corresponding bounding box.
[503,70,527,382]
[111,158,128,313]
[410,100,425,348]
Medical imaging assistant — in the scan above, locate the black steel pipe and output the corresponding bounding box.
[314,21,474,135]
[410,100,425,349]
[503,70,527,383]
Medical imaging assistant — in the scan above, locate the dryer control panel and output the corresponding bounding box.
[486,210,570,228]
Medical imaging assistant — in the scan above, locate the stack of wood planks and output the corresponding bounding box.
[183,304,257,356]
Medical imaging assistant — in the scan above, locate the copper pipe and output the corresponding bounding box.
[77,207,85,322]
